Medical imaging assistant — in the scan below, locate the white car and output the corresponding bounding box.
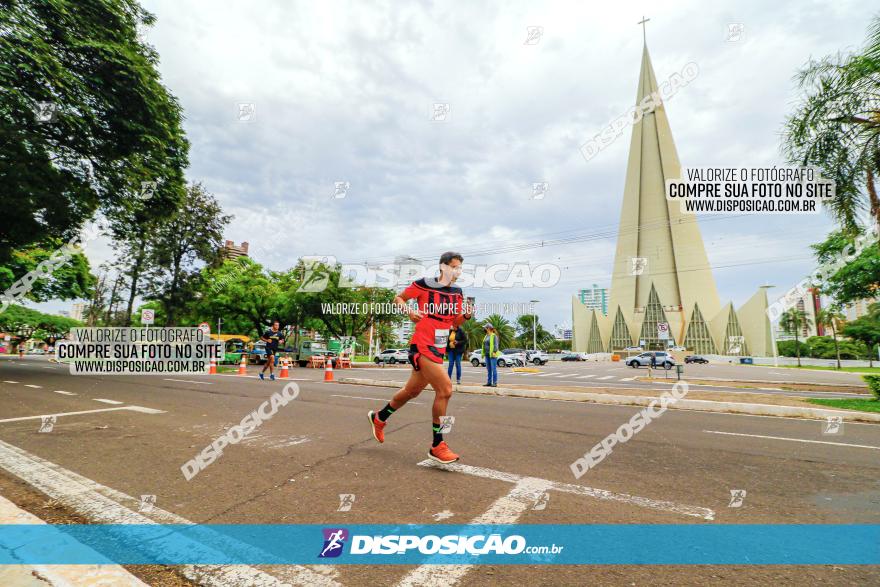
[374,348,409,364]
[469,349,525,367]
[669,345,687,352]
[622,346,643,352]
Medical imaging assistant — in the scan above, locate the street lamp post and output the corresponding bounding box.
[530,300,540,352]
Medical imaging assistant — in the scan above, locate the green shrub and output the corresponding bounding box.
[864,375,880,400]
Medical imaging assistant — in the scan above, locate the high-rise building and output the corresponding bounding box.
[572,41,772,356]
[776,288,821,340]
[220,240,249,260]
[578,285,608,316]
[845,298,878,322]
[70,302,86,321]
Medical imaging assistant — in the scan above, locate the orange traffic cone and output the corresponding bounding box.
[237,353,248,375]
[279,357,289,379]
[209,357,217,375]
[324,358,334,382]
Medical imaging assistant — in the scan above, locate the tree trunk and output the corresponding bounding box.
[105,275,120,325]
[794,332,801,367]
[869,164,880,231]
[831,322,841,370]
[166,255,182,326]
[124,238,147,326]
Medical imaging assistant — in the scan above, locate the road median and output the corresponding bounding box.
[335,377,880,424]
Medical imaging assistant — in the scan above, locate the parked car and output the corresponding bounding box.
[626,351,675,369]
[685,355,709,364]
[669,345,687,352]
[525,349,549,365]
[375,348,409,364]
[469,349,525,367]
[622,346,643,352]
[498,348,526,367]
[26,348,46,355]
[561,352,586,362]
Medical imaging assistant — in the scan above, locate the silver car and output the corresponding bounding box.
[626,351,675,369]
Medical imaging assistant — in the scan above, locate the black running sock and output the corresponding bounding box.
[377,403,396,422]
[432,423,443,447]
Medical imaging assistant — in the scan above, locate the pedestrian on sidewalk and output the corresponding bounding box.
[446,324,467,384]
[483,323,501,387]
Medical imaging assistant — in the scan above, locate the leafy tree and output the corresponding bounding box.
[192,258,282,336]
[0,0,189,261]
[843,305,880,366]
[783,16,880,229]
[0,304,43,350]
[0,239,95,305]
[148,183,230,325]
[811,229,880,304]
[779,309,812,366]
[515,313,551,349]
[777,339,811,359]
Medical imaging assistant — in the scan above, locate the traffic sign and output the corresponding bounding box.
[657,322,669,340]
[141,309,155,325]
[199,322,211,335]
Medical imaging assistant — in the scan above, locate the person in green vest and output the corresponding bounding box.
[482,323,501,387]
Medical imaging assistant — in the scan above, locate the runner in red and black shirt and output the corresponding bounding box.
[367,252,472,463]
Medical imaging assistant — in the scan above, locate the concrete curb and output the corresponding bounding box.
[336,377,880,424]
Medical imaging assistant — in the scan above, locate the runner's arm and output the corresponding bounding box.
[394,290,423,322]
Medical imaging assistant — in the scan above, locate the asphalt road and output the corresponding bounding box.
[0,356,878,586]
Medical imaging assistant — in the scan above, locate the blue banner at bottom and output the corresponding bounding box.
[0,524,877,565]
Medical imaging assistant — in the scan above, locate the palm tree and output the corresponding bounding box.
[783,16,880,231]
[779,309,813,367]
[816,306,846,369]
[483,314,516,350]
[461,319,485,355]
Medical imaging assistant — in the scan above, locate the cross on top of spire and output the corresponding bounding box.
[638,16,650,43]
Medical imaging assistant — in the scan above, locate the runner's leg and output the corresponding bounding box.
[418,355,453,428]
[389,368,428,410]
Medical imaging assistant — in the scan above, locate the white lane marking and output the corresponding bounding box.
[417,460,715,520]
[0,406,164,423]
[53,390,76,396]
[330,394,423,405]
[2,380,19,384]
[0,438,341,587]
[620,377,636,381]
[704,430,880,450]
[216,374,310,381]
[597,376,615,380]
[23,384,42,388]
[577,375,596,379]
[94,398,123,405]
[537,373,556,377]
[396,476,552,587]
[163,378,213,385]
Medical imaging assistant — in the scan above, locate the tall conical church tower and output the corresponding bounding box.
[572,42,772,357]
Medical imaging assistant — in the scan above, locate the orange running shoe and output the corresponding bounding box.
[428,441,459,464]
[367,411,386,443]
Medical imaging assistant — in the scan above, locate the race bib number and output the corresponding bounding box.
[434,329,449,347]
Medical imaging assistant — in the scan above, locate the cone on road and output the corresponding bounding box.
[209,357,217,375]
[237,353,248,375]
[324,357,334,382]
[279,356,289,379]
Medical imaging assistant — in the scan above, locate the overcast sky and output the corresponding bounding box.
[37,0,867,331]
